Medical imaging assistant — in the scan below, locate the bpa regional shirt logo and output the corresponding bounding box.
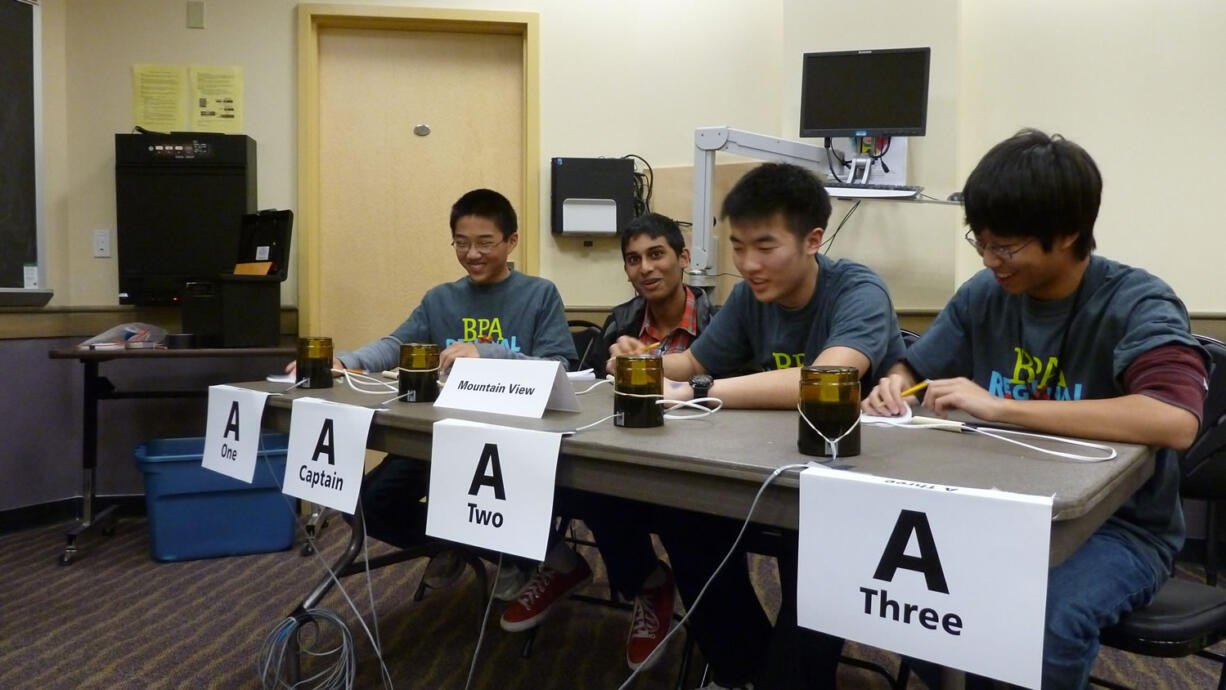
[446,317,521,352]
[987,346,1084,401]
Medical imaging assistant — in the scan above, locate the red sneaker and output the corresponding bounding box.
[499,558,593,632]
[626,563,677,671]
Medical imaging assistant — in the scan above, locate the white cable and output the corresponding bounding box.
[275,378,309,395]
[463,554,502,690]
[660,397,723,420]
[334,369,398,395]
[616,462,811,690]
[881,415,1118,462]
[575,377,614,395]
[968,425,1117,462]
[254,436,393,690]
[568,413,621,434]
[797,402,862,463]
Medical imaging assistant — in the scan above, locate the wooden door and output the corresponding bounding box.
[315,26,524,348]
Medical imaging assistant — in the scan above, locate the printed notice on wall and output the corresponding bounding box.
[131,64,187,132]
[189,65,243,133]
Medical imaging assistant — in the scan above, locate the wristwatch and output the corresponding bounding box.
[689,374,713,402]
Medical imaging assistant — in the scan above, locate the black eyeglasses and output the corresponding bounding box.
[451,238,506,254]
[964,230,1034,261]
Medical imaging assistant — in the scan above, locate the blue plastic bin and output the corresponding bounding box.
[133,434,295,561]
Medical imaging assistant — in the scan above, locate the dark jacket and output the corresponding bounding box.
[581,285,715,371]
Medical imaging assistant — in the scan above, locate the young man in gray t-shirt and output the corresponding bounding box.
[324,189,575,598]
[611,163,905,688]
[864,130,1208,689]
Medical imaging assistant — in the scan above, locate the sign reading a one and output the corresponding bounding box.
[280,397,374,514]
[797,468,1052,689]
[434,358,580,419]
[425,418,562,560]
[201,385,270,482]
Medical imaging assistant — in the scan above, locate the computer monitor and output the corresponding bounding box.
[799,47,931,139]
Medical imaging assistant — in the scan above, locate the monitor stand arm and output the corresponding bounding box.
[847,157,873,184]
[690,127,834,290]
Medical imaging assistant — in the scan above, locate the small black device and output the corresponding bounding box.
[799,47,931,139]
[181,209,292,347]
[550,157,636,236]
[689,374,713,401]
[115,132,256,305]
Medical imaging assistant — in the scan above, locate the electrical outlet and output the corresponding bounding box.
[186,1,206,29]
[93,229,112,258]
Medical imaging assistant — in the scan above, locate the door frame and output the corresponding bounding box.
[296,4,540,335]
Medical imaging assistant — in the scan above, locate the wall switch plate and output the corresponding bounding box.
[187,1,206,29]
[93,228,112,258]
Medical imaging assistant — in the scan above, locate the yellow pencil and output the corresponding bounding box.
[900,380,930,398]
[644,341,662,352]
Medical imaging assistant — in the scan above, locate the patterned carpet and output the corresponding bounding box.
[0,515,1222,689]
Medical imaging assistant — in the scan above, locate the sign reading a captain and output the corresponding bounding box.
[280,397,373,513]
[434,357,579,419]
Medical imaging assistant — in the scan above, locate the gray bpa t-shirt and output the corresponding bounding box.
[906,255,1202,577]
[689,253,904,387]
[338,270,577,373]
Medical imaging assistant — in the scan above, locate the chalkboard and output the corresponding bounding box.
[0,0,48,304]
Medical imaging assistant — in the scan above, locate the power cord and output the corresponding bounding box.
[623,153,654,216]
[822,200,862,255]
[256,435,393,690]
[463,554,503,690]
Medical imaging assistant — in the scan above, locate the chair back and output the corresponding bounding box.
[899,328,921,348]
[1180,335,1226,500]
[568,320,604,373]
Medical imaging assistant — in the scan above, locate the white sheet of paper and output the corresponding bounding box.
[862,405,913,426]
[425,418,562,561]
[798,468,1051,688]
[434,358,580,418]
[201,385,270,483]
[280,397,374,514]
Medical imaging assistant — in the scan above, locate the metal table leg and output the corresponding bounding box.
[59,360,118,565]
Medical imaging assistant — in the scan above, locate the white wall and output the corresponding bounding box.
[958,0,1226,312]
[40,0,784,309]
[37,0,1226,313]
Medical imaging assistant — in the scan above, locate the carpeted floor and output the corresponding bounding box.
[0,515,1222,689]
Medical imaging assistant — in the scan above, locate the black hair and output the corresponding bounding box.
[962,129,1100,259]
[449,189,518,239]
[719,162,832,241]
[620,212,685,258]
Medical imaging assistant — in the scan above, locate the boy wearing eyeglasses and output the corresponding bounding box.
[864,130,1208,689]
[331,188,576,598]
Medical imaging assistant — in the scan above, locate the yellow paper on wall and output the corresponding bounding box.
[132,64,187,132]
[189,65,243,134]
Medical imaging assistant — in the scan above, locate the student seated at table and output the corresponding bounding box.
[498,213,715,671]
[290,188,576,599]
[863,129,1208,690]
[611,162,906,689]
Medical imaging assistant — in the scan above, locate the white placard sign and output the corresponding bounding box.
[798,468,1052,689]
[434,358,580,419]
[425,418,562,561]
[201,385,271,483]
[280,397,375,514]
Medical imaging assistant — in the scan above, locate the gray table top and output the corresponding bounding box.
[246,378,1154,564]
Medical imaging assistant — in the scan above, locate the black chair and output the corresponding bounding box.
[899,328,921,348]
[568,319,605,373]
[1094,335,1226,689]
